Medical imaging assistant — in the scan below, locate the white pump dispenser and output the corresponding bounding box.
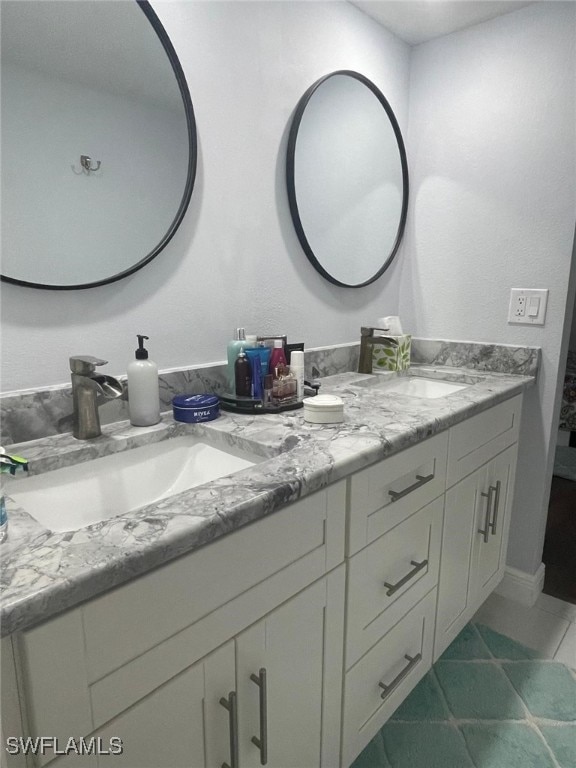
[127,334,161,426]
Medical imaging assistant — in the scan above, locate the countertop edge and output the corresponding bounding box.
[0,369,534,637]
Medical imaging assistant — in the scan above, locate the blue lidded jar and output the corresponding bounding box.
[172,394,220,423]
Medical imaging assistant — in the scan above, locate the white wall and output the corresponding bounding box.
[0,0,410,390]
[403,1,576,575]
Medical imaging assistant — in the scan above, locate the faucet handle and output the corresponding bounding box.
[69,355,107,375]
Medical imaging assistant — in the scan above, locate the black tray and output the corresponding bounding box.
[219,393,303,414]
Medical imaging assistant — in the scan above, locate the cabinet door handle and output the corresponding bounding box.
[250,668,268,765]
[479,486,494,543]
[489,480,501,535]
[384,559,428,596]
[388,473,434,503]
[378,653,422,700]
[220,691,239,768]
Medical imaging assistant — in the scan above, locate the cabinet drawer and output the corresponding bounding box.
[342,589,436,767]
[348,432,448,555]
[447,395,521,487]
[346,497,443,668]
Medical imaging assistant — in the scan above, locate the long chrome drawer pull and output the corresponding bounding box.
[384,559,429,596]
[388,473,434,503]
[250,668,268,765]
[378,653,422,700]
[220,691,239,768]
[489,480,501,535]
[479,486,494,544]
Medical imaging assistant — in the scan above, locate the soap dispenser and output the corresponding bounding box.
[127,335,161,426]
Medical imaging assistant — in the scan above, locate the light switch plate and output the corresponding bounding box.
[508,289,549,325]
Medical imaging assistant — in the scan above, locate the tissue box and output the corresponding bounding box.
[372,334,411,372]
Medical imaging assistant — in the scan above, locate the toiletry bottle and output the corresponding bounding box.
[227,328,247,393]
[285,342,304,365]
[269,339,287,377]
[272,365,297,401]
[290,350,305,401]
[235,348,252,397]
[257,342,272,378]
[127,335,161,427]
[246,348,263,400]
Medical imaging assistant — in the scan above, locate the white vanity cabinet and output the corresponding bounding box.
[341,432,448,766]
[6,483,346,768]
[341,395,522,766]
[2,392,525,768]
[91,576,342,768]
[434,396,521,659]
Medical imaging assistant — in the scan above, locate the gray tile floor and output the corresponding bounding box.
[474,592,576,665]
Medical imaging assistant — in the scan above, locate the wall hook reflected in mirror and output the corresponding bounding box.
[80,155,101,173]
[72,155,102,175]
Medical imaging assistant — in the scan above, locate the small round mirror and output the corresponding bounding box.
[287,71,408,288]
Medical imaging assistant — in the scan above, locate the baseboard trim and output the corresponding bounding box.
[494,563,545,607]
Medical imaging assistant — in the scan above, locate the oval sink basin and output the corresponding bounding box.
[371,376,467,398]
[8,436,263,533]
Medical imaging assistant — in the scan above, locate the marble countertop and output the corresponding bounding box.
[0,365,535,637]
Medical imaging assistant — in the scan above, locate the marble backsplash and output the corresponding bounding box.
[411,338,540,377]
[1,339,540,445]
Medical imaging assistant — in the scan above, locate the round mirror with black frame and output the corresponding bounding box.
[1,0,196,290]
[286,70,408,288]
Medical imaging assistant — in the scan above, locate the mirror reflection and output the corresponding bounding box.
[287,71,408,288]
[1,0,196,290]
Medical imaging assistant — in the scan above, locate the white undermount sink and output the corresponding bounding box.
[9,436,263,533]
[368,376,467,398]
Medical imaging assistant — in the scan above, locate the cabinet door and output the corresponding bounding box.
[236,571,344,768]
[434,466,484,660]
[94,642,235,768]
[472,444,517,606]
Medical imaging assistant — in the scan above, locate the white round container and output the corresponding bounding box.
[303,394,344,424]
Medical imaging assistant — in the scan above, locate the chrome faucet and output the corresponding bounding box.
[70,356,124,440]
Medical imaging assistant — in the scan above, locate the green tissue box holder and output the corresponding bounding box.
[359,327,411,373]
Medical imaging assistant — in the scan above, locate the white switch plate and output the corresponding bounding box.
[508,289,549,325]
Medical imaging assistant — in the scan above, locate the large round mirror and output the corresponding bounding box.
[1,0,196,290]
[286,71,408,288]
